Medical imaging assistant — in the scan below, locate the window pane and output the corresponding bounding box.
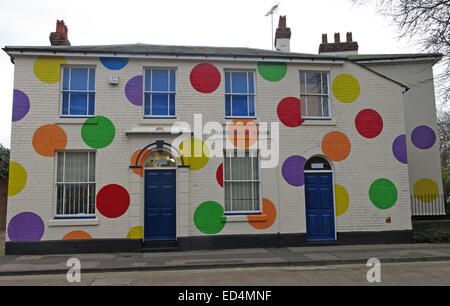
[64,152,88,182]
[305,72,321,94]
[88,93,95,116]
[169,94,176,116]
[144,93,151,116]
[89,68,95,90]
[248,72,254,94]
[231,95,248,117]
[89,152,95,182]
[63,68,70,90]
[321,73,328,94]
[62,92,69,115]
[225,95,231,117]
[151,93,169,116]
[300,95,307,117]
[70,68,88,91]
[300,72,306,93]
[225,72,231,93]
[57,152,64,182]
[305,95,322,117]
[169,70,176,92]
[145,69,151,91]
[152,69,169,91]
[322,96,329,117]
[231,72,248,94]
[248,96,255,117]
[69,92,88,115]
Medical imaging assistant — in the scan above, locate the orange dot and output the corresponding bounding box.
[322,131,351,162]
[227,119,259,149]
[62,230,92,240]
[32,124,67,157]
[130,149,152,177]
[248,198,277,230]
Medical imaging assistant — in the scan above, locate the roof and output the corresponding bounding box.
[3,43,442,63]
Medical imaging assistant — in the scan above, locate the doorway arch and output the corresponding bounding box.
[304,156,336,241]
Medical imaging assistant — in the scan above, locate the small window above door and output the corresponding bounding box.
[144,150,176,168]
[304,156,332,171]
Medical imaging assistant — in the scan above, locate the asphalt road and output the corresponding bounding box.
[0,260,448,286]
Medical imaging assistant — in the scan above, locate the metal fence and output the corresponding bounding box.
[410,194,448,216]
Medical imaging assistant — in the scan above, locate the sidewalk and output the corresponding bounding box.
[0,243,450,276]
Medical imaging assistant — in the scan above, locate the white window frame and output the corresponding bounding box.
[223,150,262,215]
[143,68,177,118]
[224,70,257,119]
[299,71,332,120]
[54,151,96,219]
[60,66,96,118]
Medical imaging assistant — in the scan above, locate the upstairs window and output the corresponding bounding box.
[300,71,331,119]
[62,67,95,117]
[144,68,176,118]
[225,71,256,118]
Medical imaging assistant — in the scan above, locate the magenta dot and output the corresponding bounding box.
[125,75,143,106]
[7,212,44,241]
[12,89,30,122]
[282,155,307,187]
[393,135,408,164]
[411,125,436,150]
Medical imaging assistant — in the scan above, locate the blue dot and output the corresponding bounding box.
[100,57,129,70]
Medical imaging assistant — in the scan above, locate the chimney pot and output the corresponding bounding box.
[346,32,353,42]
[318,32,359,55]
[334,33,340,43]
[274,15,291,52]
[322,34,328,44]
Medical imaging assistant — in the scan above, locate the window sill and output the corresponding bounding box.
[48,218,99,227]
[56,117,97,125]
[302,119,336,126]
[222,214,266,222]
[140,118,178,125]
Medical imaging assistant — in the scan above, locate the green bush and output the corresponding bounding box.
[414,231,450,243]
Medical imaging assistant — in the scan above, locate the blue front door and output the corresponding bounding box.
[305,173,336,241]
[144,170,176,241]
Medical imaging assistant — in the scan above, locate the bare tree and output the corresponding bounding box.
[351,0,450,104]
[438,110,450,167]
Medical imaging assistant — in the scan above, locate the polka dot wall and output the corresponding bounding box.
[6,51,438,244]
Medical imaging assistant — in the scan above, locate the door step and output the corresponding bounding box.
[141,240,180,252]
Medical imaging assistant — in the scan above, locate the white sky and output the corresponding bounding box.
[0,0,421,148]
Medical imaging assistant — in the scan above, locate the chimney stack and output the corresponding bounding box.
[319,32,358,56]
[49,20,71,46]
[274,16,291,52]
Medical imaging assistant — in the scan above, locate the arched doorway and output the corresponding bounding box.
[304,156,336,241]
[144,149,177,241]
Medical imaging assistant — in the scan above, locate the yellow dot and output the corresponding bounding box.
[8,162,27,197]
[126,226,143,239]
[33,56,67,84]
[335,184,349,216]
[413,179,439,203]
[332,74,360,103]
[178,138,210,171]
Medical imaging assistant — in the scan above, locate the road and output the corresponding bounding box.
[0,260,448,286]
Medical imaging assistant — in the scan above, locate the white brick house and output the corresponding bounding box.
[2,19,444,254]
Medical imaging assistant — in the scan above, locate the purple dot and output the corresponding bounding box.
[411,125,436,150]
[12,89,30,122]
[282,155,307,187]
[393,135,408,164]
[125,75,143,106]
[7,212,44,241]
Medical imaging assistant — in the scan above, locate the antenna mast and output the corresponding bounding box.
[265,3,279,50]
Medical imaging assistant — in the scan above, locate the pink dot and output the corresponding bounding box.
[190,63,221,93]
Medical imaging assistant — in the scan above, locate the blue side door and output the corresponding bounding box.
[304,173,336,241]
[144,170,176,241]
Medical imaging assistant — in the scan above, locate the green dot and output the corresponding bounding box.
[257,62,287,82]
[369,178,398,209]
[194,201,226,234]
[81,116,115,149]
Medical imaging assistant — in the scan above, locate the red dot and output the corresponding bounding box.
[216,163,223,188]
[355,109,383,138]
[190,63,221,93]
[277,97,304,127]
[96,184,130,218]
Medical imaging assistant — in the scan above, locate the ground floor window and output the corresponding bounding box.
[224,150,261,214]
[55,151,96,218]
